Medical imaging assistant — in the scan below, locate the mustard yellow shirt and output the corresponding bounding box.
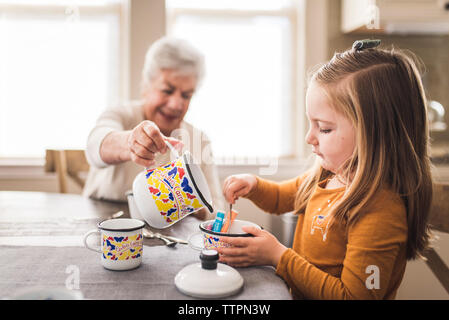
[246,175,408,300]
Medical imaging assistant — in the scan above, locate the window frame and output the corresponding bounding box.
[165,4,302,163]
[0,0,129,165]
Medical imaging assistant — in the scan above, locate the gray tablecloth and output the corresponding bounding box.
[0,215,202,247]
[0,244,292,300]
[0,217,100,237]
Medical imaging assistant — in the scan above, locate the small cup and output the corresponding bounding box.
[188,219,262,251]
[83,218,145,271]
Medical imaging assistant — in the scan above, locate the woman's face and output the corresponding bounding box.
[142,69,197,136]
[305,80,356,174]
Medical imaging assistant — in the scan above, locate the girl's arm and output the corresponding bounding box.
[244,174,306,214]
[276,195,408,299]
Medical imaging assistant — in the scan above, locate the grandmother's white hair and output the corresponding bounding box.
[142,36,205,86]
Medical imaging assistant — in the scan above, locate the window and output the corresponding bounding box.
[0,0,123,158]
[166,0,297,160]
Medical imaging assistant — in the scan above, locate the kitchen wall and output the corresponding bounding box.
[328,0,449,147]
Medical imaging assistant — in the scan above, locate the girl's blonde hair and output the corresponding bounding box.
[295,46,433,260]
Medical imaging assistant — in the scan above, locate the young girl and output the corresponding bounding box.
[217,41,433,300]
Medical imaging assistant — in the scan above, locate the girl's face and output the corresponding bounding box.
[305,81,356,175]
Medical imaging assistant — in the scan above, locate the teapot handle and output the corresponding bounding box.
[145,139,181,171]
[164,139,180,158]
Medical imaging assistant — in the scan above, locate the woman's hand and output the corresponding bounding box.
[222,174,257,204]
[126,120,182,167]
[216,226,287,268]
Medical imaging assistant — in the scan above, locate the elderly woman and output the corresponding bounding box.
[83,37,223,220]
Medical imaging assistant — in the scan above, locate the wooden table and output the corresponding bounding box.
[0,191,292,300]
[0,191,130,246]
[0,191,129,222]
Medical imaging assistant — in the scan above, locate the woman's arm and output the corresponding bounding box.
[86,107,181,168]
[85,109,126,168]
[99,130,132,165]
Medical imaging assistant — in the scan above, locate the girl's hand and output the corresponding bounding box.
[222,174,257,204]
[216,226,287,268]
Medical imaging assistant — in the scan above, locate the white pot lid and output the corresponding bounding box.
[174,249,244,299]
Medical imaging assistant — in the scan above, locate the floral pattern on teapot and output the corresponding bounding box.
[145,158,203,224]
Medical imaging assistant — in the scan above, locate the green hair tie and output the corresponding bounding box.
[352,39,381,51]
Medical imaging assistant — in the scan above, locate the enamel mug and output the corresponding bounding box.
[132,141,214,229]
[188,219,262,251]
[83,218,145,271]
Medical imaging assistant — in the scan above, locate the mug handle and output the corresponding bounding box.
[188,232,204,251]
[83,229,102,253]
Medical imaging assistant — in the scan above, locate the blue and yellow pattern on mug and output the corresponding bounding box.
[102,233,143,261]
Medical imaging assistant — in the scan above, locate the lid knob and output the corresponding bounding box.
[200,249,219,270]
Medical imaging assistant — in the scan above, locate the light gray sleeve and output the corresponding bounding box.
[200,134,225,212]
[85,108,125,169]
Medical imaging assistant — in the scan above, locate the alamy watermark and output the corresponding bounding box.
[365,0,380,30]
[65,5,80,24]
[365,265,380,290]
[65,264,80,290]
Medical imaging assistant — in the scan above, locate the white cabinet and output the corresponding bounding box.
[341,0,449,34]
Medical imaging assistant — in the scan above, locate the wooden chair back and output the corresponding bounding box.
[45,149,89,193]
[423,182,449,295]
[428,183,449,234]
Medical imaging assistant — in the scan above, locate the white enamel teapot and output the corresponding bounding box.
[131,141,214,229]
